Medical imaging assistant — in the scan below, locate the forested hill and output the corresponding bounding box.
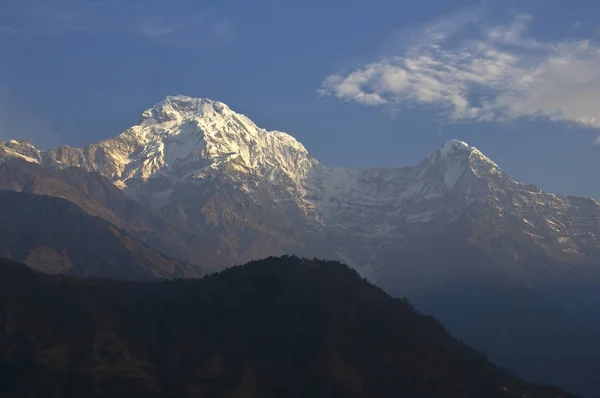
[0,256,579,398]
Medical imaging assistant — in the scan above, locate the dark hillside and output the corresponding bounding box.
[0,256,578,398]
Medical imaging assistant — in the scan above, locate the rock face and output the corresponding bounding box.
[2,95,599,284]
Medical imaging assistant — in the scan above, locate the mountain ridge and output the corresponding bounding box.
[2,95,600,279]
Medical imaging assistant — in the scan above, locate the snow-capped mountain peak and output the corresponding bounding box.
[86,95,316,204]
[140,95,232,124]
[424,139,503,185]
[133,95,310,155]
[435,139,497,166]
[0,139,42,164]
[438,139,471,156]
[0,96,318,200]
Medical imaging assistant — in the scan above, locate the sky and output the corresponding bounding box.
[1,0,600,197]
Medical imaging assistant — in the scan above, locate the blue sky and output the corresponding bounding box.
[2,0,600,197]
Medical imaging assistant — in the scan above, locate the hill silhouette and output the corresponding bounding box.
[0,256,578,398]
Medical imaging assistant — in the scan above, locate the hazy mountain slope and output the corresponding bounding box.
[368,204,600,397]
[409,278,600,397]
[0,158,131,227]
[0,256,579,398]
[0,191,201,280]
[0,158,214,270]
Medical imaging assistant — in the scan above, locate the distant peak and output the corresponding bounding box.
[5,139,35,147]
[436,140,494,164]
[439,139,472,156]
[426,138,501,175]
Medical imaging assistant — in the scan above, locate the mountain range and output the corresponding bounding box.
[2,96,600,282]
[1,95,600,396]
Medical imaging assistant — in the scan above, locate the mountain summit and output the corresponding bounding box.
[128,95,314,185]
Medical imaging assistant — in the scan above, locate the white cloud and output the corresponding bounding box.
[320,12,600,129]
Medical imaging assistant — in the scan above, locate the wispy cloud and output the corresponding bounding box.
[135,15,235,48]
[0,0,234,47]
[319,10,600,129]
[0,0,98,37]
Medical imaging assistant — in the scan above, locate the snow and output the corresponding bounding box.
[89,95,319,194]
[3,95,600,273]
[443,159,466,189]
[435,140,501,184]
[310,168,357,199]
[0,145,41,165]
[439,139,470,156]
[522,218,535,227]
